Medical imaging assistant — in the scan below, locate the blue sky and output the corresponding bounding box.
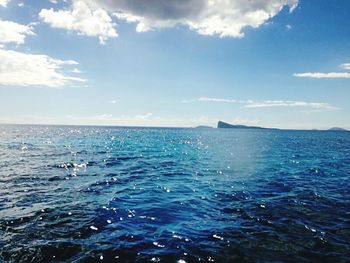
[0,0,349,129]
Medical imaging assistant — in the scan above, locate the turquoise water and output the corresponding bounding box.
[0,125,350,262]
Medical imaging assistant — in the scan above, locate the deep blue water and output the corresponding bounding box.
[0,125,350,262]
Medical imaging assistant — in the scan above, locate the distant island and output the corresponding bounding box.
[217,121,348,131]
[217,121,277,130]
[328,127,348,131]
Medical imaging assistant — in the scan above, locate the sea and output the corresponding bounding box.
[0,125,349,262]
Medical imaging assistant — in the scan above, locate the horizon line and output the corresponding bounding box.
[0,122,348,132]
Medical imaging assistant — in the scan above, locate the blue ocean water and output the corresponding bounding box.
[0,125,350,262]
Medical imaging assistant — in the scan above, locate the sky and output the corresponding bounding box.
[0,0,349,129]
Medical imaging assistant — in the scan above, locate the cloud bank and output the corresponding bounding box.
[0,49,86,87]
[39,0,298,43]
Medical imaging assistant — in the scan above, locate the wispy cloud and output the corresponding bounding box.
[108,100,117,104]
[294,63,350,79]
[187,97,338,111]
[72,68,82,73]
[198,97,237,103]
[244,100,337,110]
[340,63,350,70]
[196,97,253,104]
[294,72,350,79]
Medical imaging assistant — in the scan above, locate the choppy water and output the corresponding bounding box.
[0,125,350,262]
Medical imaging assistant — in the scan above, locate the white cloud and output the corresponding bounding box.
[340,63,350,70]
[0,49,87,87]
[294,72,350,79]
[198,97,237,103]
[0,20,35,44]
[294,63,350,79]
[40,0,298,40]
[72,68,82,73]
[286,24,292,30]
[39,0,118,44]
[0,0,9,7]
[108,99,117,104]
[192,97,337,110]
[188,0,298,38]
[194,97,253,104]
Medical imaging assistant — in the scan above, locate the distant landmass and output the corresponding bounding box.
[217,121,275,130]
[217,121,348,131]
[328,127,348,131]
